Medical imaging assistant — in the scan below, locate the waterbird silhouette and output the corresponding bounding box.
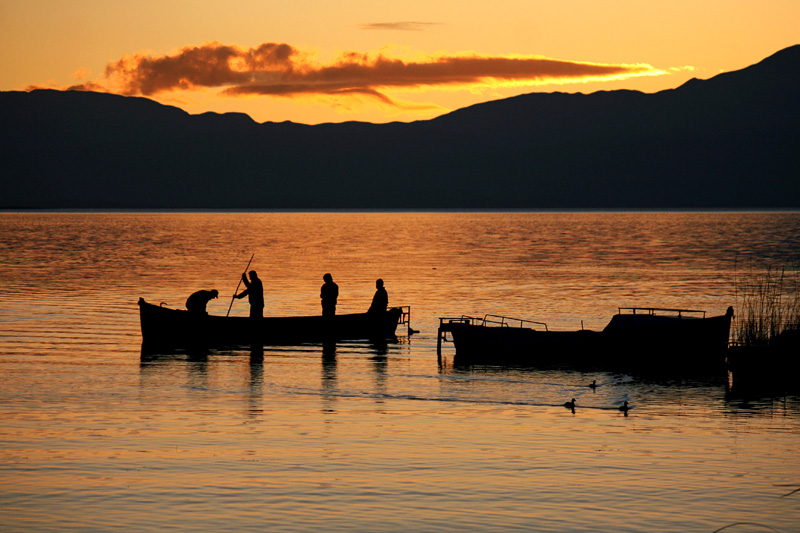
[619,401,630,415]
[589,380,597,389]
[563,398,576,409]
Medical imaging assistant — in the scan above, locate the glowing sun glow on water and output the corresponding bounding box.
[0,211,799,531]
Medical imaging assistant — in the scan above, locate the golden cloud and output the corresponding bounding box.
[41,41,667,107]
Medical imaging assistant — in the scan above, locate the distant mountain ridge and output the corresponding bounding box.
[1,45,798,209]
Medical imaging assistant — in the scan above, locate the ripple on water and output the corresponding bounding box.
[1,212,799,532]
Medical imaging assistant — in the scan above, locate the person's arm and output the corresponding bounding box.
[235,288,249,299]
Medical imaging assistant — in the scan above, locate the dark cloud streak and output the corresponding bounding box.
[359,22,443,31]
[47,41,665,108]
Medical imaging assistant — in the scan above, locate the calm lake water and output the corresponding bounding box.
[1,211,799,532]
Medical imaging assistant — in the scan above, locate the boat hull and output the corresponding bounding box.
[446,324,605,366]
[139,298,403,351]
[444,310,733,370]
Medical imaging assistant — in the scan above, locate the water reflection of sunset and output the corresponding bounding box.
[1,212,799,531]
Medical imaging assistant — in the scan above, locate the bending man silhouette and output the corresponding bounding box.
[186,289,218,315]
[320,273,339,318]
[368,279,388,314]
[235,270,264,318]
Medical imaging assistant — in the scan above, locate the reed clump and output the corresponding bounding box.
[733,256,800,347]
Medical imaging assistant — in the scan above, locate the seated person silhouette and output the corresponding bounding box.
[368,279,388,314]
[186,289,218,315]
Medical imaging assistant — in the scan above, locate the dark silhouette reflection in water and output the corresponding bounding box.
[434,362,795,417]
[185,357,210,393]
[322,340,337,359]
[249,343,264,364]
[248,344,264,419]
[371,342,388,403]
[370,339,388,357]
[321,342,337,414]
[725,369,800,414]
[139,348,210,394]
[139,344,266,419]
[141,342,210,361]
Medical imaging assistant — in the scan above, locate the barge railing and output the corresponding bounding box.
[436,314,548,365]
[617,307,706,318]
[395,306,413,335]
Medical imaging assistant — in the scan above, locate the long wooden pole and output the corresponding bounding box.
[226,253,254,317]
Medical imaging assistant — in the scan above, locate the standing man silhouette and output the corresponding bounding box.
[235,270,264,318]
[320,273,339,318]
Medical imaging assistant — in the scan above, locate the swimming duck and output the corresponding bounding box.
[563,398,576,409]
[619,401,629,414]
[589,380,597,389]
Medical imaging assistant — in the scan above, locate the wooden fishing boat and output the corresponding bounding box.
[139,298,409,351]
[438,307,734,369]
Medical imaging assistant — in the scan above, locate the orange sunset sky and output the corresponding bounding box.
[2,0,798,125]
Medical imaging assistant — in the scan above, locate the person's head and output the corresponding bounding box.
[210,289,219,299]
[376,278,384,288]
[249,270,259,280]
[323,273,333,282]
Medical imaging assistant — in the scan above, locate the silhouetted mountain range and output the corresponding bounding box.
[2,45,798,209]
